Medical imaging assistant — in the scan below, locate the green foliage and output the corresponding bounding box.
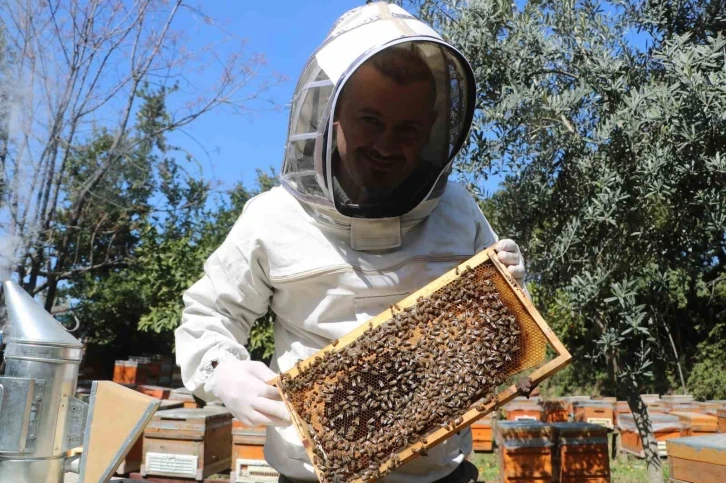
[62,86,279,362]
[687,313,726,400]
[402,0,726,401]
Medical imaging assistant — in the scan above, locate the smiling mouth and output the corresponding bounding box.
[363,152,398,171]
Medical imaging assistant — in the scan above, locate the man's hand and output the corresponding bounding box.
[495,239,527,290]
[207,359,291,427]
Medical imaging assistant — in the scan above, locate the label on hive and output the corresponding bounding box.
[235,458,280,482]
[586,418,613,429]
[145,452,198,477]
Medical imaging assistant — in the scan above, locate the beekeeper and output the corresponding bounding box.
[175,3,528,482]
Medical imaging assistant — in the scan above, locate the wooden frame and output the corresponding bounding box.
[271,247,572,482]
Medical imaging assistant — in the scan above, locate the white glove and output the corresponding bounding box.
[207,359,291,427]
[495,239,527,289]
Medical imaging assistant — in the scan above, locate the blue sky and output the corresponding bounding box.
[168,0,364,193]
[166,1,651,198]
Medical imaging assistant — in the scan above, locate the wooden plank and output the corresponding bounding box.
[667,434,726,466]
[670,412,718,433]
[81,381,160,483]
[500,446,552,482]
[670,456,726,483]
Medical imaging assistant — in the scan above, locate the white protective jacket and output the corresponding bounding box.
[175,3,499,481]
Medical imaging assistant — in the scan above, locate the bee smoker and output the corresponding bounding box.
[0,280,160,483]
[0,280,87,483]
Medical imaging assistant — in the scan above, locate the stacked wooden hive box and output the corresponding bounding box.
[113,354,174,386]
[666,434,726,483]
[495,421,610,483]
[117,402,279,482]
[618,413,682,458]
[471,412,496,452]
[230,419,280,483]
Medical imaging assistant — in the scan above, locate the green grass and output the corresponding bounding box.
[469,450,670,482]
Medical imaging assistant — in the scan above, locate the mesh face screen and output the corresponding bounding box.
[279,259,550,482]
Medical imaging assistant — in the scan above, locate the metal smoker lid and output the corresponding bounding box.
[3,280,83,348]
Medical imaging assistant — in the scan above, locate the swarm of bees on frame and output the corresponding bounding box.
[279,263,522,483]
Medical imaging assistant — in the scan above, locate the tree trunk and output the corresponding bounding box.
[621,376,664,483]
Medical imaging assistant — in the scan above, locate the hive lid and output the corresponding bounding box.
[617,413,681,432]
[669,411,717,423]
[169,387,195,401]
[504,400,542,410]
[501,437,553,449]
[151,406,231,420]
[661,394,694,403]
[667,434,726,465]
[573,400,614,408]
[497,420,551,438]
[549,422,608,437]
[3,280,83,348]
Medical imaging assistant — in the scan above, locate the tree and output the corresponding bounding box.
[64,167,279,368]
[0,0,274,311]
[401,0,725,481]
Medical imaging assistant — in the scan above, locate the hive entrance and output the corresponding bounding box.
[278,251,568,483]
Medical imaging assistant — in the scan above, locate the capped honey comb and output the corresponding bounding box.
[274,247,571,483]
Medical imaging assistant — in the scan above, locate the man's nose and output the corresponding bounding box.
[373,128,397,157]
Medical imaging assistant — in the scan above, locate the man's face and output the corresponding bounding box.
[333,63,436,196]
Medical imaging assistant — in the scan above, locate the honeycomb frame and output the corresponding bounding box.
[271,246,572,482]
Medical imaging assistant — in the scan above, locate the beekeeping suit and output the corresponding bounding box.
[175,3,516,481]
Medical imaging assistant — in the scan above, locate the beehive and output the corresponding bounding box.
[617,413,681,458]
[664,402,703,414]
[497,421,553,483]
[541,400,570,423]
[614,401,632,426]
[640,394,660,404]
[230,419,280,483]
[113,360,150,385]
[129,355,161,385]
[169,387,201,409]
[699,400,726,413]
[573,401,614,429]
[550,422,610,483]
[504,399,543,422]
[274,248,571,483]
[471,413,494,452]
[116,400,185,475]
[137,385,172,400]
[231,419,266,462]
[661,394,694,404]
[559,396,591,419]
[670,411,718,437]
[667,434,726,483]
[719,409,726,433]
[645,403,668,415]
[233,459,280,483]
[141,407,232,480]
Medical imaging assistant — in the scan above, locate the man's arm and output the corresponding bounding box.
[175,210,273,402]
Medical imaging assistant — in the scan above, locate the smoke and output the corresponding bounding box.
[0,233,22,282]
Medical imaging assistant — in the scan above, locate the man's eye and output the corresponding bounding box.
[398,125,420,138]
[360,116,382,127]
